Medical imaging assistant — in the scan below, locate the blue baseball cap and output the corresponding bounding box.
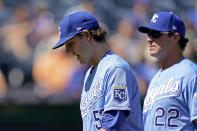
[138,12,185,37]
[53,11,99,49]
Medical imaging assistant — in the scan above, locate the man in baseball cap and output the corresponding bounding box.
[53,11,143,131]
[138,11,197,131]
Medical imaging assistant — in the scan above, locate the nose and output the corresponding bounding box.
[147,36,153,44]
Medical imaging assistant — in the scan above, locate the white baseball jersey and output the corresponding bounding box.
[143,58,197,131]
[80,51,143,131]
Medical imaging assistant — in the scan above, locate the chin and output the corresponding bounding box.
[150,53,156,57]
[150,53,158,58]
[150,54,162,60]
[150,51,159,57]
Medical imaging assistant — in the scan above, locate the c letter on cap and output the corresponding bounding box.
[151,14,158,23]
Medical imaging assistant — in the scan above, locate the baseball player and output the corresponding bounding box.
[138,11,197,130]
[53,11,143,131]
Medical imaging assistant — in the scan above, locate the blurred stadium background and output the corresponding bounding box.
[0,0,196,130]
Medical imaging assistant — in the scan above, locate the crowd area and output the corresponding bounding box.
[0,0,196,104]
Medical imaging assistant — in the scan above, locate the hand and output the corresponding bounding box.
[195,120,197,125]
[99,128,107,131]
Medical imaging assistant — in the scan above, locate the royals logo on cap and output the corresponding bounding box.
[76,27,81,31]
[151,14,158,23]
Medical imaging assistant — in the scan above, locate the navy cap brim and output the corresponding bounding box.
[138,25,170,33]
[53,34,76,49]
[138,26,150,33]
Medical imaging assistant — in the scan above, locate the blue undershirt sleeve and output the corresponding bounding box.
[101,110,129,130]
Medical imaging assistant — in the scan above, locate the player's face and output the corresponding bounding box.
[64,36,91,64]
[146,30,174,59]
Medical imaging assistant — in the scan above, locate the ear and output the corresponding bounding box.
[82,30,91,40]
[173,33,180,42]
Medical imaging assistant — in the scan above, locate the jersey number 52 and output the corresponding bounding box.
[93,108,104,130]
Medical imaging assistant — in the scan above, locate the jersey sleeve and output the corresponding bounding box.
[103,66,138,112]
[183,77,197,122]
